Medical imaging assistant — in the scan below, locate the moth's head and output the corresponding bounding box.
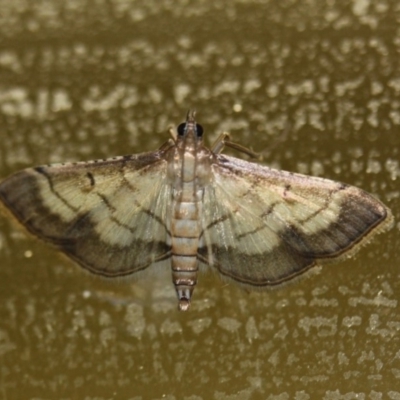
[176,110,204,143]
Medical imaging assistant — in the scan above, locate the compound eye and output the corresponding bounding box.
[177,123,186,136]
[196,123,204,137]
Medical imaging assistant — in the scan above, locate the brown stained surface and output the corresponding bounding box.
[0,1,399,399]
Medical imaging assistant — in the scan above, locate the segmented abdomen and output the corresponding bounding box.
[170,183,203,311]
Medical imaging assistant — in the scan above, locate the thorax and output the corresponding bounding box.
[166,141,213,200]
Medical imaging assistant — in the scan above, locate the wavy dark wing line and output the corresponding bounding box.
[198,154,393,287]
[0,151,172,277]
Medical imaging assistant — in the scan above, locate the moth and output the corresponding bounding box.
[0,111,393,310]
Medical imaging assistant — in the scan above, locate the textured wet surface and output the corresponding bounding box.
[0,0,399,399]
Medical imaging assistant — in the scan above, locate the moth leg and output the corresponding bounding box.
[158,138,175,151]
[158,126,177,151]
[211,132,230,153]
[168,125,177,141]
[211,132,259,158]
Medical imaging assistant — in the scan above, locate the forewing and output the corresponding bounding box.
[0,152,172,277]
[199,154,393,287]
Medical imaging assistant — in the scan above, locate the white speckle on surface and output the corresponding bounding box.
[217,317,241,333]
[389,109,400,125]
[350,160,364,174]
[125,303,145,339]
[295,297,307,306]
[187,317,212,335]
[259,318,275,332]
[147,86,163,104]
[385,159,400,180]
[366,314,400,338]
[177,35,192,49]
[268,349,280,367]
[309,297,338,307]
[173,83,191,104]
[324,390,368,399]
[24,250,33,258]
[296,161,309,175]
[371,80,383,95]
[243,78,261,94]
[0,87,33,118]
[213,80,240,96]
[366,159,382,174]
[160,318,183,336]
[99,310,111,327]
[293,391,311,400]
[310,160,325,177]
[352,0,370,16]
[298,316,338,337]
[266,83,279,98]
[274,325,289,340]
[335,77,364,96]
[71,310,86,329]
[0,50,21,72]
[81,84,139,112]
[303,79,315,94]
[245,316,259,342]
[342,316,362,328]
[348,294,397,308]
[233,103,242,112]
[0,329,16,357]
[275,299,290,310]
[388,77,400,94]
[99,327,116,347]
[214,388,254,400]
[52,89,72,112]
[337,351,350,366]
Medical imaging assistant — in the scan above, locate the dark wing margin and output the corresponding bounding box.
[198,154,393,288]
[0,151,172,277]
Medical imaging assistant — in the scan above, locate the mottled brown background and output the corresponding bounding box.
[0,0,399,399]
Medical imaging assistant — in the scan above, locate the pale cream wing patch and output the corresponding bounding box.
[198,154,393,287]
[0,152,172,277]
